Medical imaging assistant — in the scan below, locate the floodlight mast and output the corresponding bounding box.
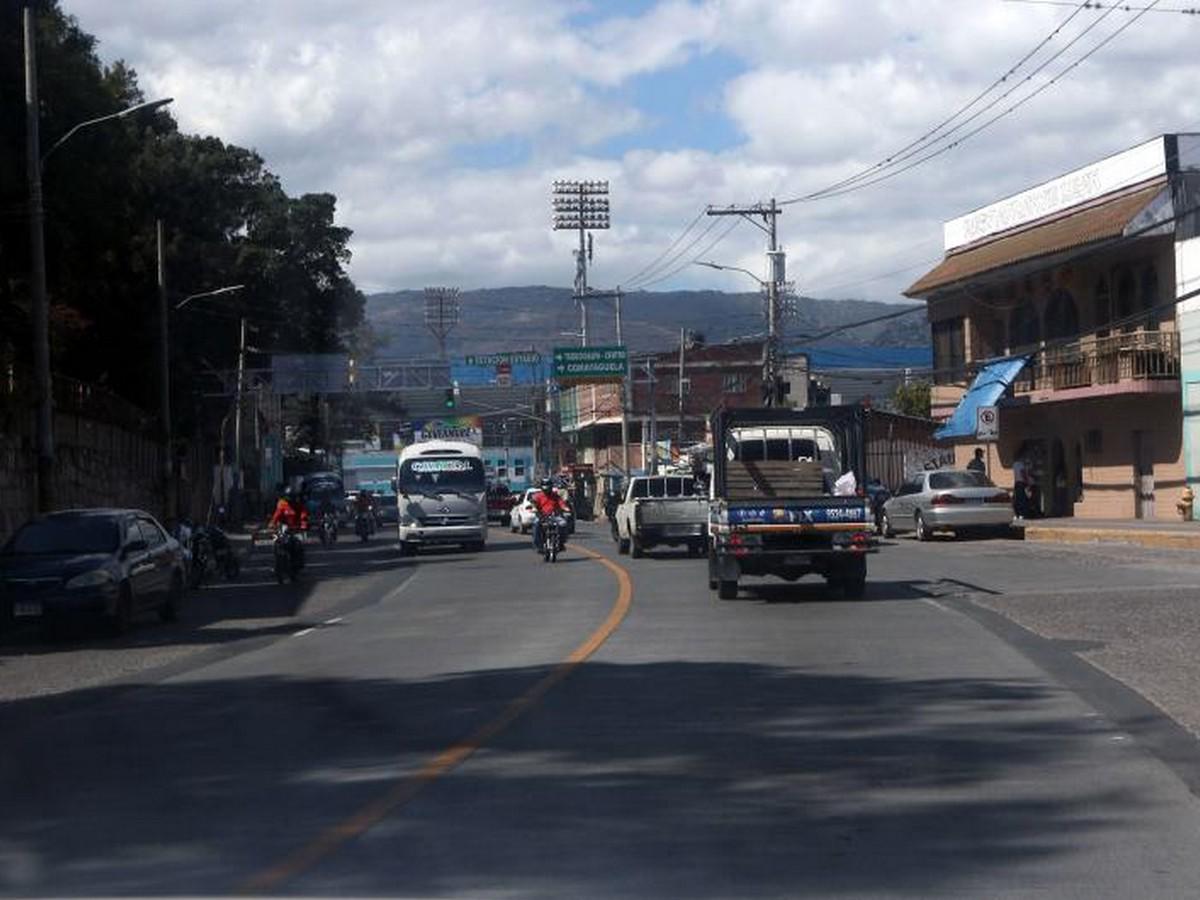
[552,180,609,346]
[424,286,460,361]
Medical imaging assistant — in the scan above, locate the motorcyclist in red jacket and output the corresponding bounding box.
[269,486,308,569]
[531,478,570,552]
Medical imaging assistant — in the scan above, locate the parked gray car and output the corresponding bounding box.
[881,469,1014,540]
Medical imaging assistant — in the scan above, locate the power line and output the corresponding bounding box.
[804,249,943,297]
[615,207,707,287]
[623,216,725,289]
[782,0,1159,204]
[779,1,1159,206]
[790,3,1091,203]
[1004,0,1199,13]
[632,216,745,290]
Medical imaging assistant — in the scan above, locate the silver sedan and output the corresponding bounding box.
[881,469,1014,541]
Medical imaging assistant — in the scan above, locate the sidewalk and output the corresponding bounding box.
[1023,516,1200,551]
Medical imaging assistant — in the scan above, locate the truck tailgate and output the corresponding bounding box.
[726,496,870,530]
[635,497,708,526]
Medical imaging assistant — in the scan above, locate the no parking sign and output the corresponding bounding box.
[976,405,999,440]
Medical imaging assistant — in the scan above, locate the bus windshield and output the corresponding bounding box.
[398,457,486,496]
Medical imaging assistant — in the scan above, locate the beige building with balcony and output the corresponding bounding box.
[906,134,1200,520]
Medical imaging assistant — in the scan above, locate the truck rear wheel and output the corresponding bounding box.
[717,578,738,600]
[617,537,630,555]
[630,537,643,559]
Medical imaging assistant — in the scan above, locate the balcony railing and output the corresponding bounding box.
[1012,330,1179,395]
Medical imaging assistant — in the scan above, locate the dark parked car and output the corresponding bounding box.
[0,509,186,635]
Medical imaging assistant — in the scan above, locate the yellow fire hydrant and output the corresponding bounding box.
[1178,485,1194,520]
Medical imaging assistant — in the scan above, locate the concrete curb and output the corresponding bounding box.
[1025,525,1200,551]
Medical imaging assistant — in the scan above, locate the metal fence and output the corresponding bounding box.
[1013,330,1179,394]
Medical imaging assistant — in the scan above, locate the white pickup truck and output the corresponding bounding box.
[613,474,708,558]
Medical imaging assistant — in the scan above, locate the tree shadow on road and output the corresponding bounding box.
[0,660,1153,897]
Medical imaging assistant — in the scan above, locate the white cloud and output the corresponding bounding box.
[65,0,1200,307]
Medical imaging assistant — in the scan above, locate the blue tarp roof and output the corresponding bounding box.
[792,345,932,369]
[934,356,1030,441]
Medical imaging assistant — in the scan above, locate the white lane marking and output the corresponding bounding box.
[293,627,315,637]
[323,616,343,625]
[921,598,953,613]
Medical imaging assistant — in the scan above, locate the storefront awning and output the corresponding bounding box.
[905,179,1168,297]
[935,356,1030,441]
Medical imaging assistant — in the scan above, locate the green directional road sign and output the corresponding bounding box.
[553,345,627,384]
[464,351,542,366]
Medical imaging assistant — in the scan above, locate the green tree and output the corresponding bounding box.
[1,2,364,443]
[891,380,931,418]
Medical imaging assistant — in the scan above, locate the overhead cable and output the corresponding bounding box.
[789,3,1090,203]
[615,207,707,287]
[781,0,1159,204]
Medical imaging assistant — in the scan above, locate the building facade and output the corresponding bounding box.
[906,134,1200,520]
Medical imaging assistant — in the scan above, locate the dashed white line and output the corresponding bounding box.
[323,616,343,625]
[293,627,315,637]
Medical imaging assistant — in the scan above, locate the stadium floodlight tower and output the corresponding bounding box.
[424,286,460,362]
[552,179,610,346]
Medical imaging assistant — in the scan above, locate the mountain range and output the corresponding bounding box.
[365,287,929,359]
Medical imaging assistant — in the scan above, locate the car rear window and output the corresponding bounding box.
[929,471,994,489]
[4,517,120,555]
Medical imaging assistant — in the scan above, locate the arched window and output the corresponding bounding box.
[1009,299,1040,349]
[1093,276,1110,332]
[1044,288,1079,341]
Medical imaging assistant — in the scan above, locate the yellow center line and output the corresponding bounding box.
[237,543,633,895]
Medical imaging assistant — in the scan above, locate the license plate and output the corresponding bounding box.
[14,601,43,618]
[784,554,810,567]
[665,524,694,536]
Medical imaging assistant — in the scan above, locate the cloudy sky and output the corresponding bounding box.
[68,0,1200,302]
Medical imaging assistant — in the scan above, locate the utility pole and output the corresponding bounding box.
[24,7,53,513]
[616,287,629,474]
[552,180,609,346]
[706,198,784,406]
[678,327,687,450]
[233,317,247,515]
[647,358,658,475]
[156,219,174,520]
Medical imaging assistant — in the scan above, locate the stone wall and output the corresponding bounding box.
[0,370,216,544]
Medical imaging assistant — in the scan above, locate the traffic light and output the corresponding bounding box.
[444,387,456,409]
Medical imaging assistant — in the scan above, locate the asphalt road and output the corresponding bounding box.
[3,524,1200,897]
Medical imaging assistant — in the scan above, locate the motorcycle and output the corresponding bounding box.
[206,525,241,579]
[273,524,304,583]
[187,528,213,588]
[318,513,338,547]
[354,511,372,543]
[539,515,567,563]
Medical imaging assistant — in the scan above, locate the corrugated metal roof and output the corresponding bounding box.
[905,179,1167,298]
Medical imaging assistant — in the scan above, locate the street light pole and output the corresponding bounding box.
[233,316,247,515]
[168,283,244,519]
[156,219,173,519]
[696,254,790,406]
[23,6,53,513]
[23,1,173,514]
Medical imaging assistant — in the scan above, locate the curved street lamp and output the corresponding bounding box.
[24,4,174,512]
[42,97,174,165]
[695,259,767,288]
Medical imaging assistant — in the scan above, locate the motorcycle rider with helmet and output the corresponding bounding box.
[531,477,570,553]
[269,486,309,570]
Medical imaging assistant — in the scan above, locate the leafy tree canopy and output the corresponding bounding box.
[1,1,364,437]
